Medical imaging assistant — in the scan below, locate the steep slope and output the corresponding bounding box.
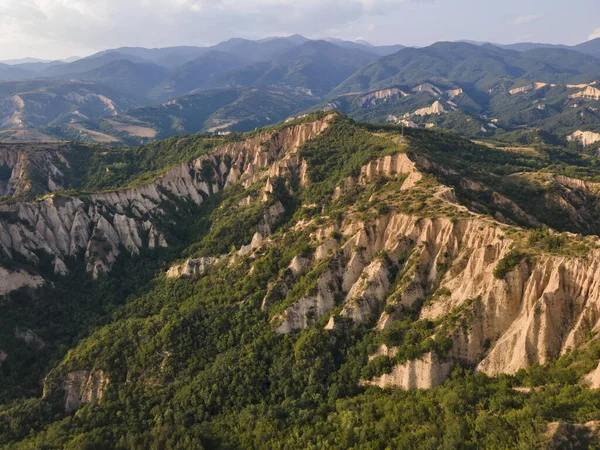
[0,114,332,282]
[0,142,78,199]
[3,114,600,448]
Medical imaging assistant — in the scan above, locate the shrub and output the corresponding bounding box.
[493,250,526,279]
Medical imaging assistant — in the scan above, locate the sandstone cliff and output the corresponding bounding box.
[269,149,600,388]
[568,130,600,146]
[0,116,333,288]
[0,142,72,198]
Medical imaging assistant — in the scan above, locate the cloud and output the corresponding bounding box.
[590,28,600,40]
[0,0,432,58]
[512,14,541,26]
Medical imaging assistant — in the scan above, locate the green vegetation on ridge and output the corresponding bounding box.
[3,116,600,448]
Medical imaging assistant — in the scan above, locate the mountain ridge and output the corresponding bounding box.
[3,113,600,447]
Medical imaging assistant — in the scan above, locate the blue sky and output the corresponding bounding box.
[0,0,598,60]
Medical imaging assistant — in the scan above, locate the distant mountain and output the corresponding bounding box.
[43,52,153,77]
[0,57,53,65]
[259,34,310,45]
[73,60,169,101]
[49,86,319,144]
[149,51,248,100]
[498,42,569,52]
[211,37,299,63]
[332,42,600,97]
[474,37,600,58]
[0,56,80,65]
[3,37,600,146]
[572,38,600,58]
[10,60,66,73]
[206,40,378,96]
[89,46,208,68]
[0,80,139,130]
[0,64,35,82]
[324,38,405,56]
[319,42,600,142]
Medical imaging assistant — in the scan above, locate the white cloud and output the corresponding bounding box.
[590,28,600,40]
[0,0,430,59]
[512,14,540,26]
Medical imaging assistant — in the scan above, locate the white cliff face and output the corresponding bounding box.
[584,362,600,389]
[412,83,442,96]
[63,370,109,412]
[567,130,600,146]
[364,352,453,390]
[509,82,554,95]
[359,88,408,106]
[275,203,600,386]
[569,86,600,101]
[166,256,222,278]
[413,101,448,116]
[263,146,600,388]
[0,143,70,198]
[0,116,334,287]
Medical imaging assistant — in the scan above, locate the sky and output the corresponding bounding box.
[0,0,599,60]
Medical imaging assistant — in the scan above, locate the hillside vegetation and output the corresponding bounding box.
[2,114,600,448]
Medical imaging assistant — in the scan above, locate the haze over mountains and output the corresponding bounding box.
[1,35,600,146]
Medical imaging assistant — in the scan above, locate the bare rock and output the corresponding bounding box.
[364,352,453,390]
[63,370,109,412]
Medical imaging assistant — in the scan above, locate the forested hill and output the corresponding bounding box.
[2,39,600,148]
[2,113,600,448]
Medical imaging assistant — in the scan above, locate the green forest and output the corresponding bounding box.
[2,115,600,449]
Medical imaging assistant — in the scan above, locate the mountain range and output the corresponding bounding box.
[0,36,600,146]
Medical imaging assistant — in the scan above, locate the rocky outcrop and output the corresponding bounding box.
[262,256,311,310]
[567,130,600,146]
[0,116,334,288]
[358,153,422,188]
[413,101,448,116]
[584,361,600,389]
[166,256,223,278]
[412,83,442,96]
[446,88,464,99]
[509,82,553,95]
[275,206,600,385]
[63,370,109,412]
[569,86,600,101]
[364,352,453,390]
[0,143,71,198]
[14,328,46,349]
[0,267,44,295]
[274,257,344,334]
[359,88,408,106]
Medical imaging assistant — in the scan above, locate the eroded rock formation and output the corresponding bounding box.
[0,115,334,286]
